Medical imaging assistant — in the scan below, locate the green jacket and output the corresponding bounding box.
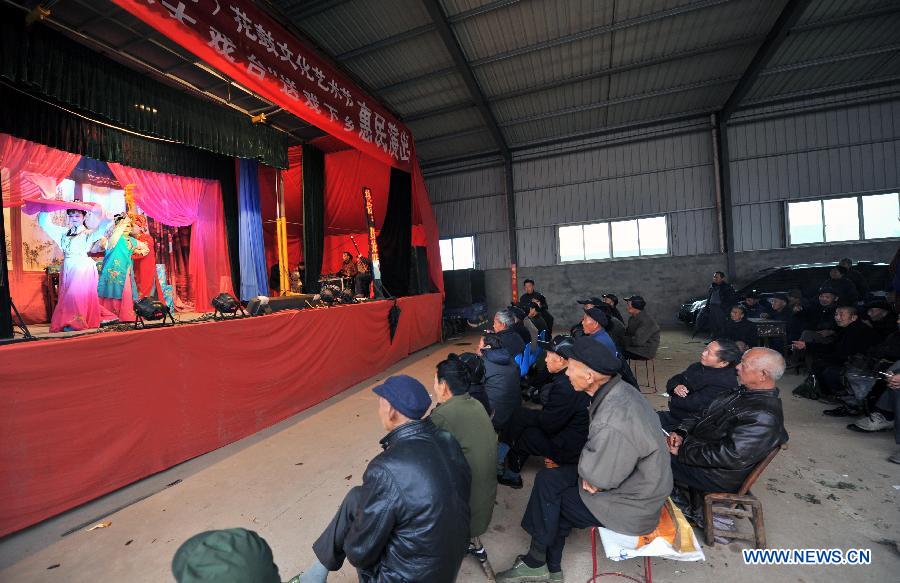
[430,394,497,537]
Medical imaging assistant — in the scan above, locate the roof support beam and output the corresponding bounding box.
[791,4,900,33]
[422,0,518,275]
[497,76,740,128]
[716,0,813,278]
[469,0,733,68]
[402,35,762,122]
[336,24,435,60]
[759,43,900,77]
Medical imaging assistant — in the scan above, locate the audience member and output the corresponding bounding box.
[430,355,498,543]
[657,339,741,432]
[496,338,671,582]
[722,304,757,351]
[597,303,626,349]
[582,307,618,358]
[706,271,736,337]
[571,296,602,336]
[601,293,624,323]
[668,348,788,497]
[742,291,767,319]
[498,336,590,489]
[173,528,281,583]
[297,375,470,583]
[863,300,896,342]
[521,279,554,333]
[458,351,492,416]
[623,295,661,360]
[763,293,792,352]
[826,266,858,306]
[479,333,522,430]
[792,306,879,398]
[839,258,869,299]
[492,309,527,357]
[871,373,900,464]
[508,304,538,350]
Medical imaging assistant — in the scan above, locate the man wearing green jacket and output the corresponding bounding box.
[430,354,498,554]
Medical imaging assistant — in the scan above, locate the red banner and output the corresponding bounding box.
[111,0,413,171]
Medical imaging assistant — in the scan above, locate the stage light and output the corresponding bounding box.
[318,286,336,305]
[251,112,268,124]
[339,289,355,304]
[133,298,175,329]
[211,293,247,319]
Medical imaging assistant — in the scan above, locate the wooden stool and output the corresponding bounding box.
[703,445,783,549]
[628,357,657,394]
[588,527,652,583]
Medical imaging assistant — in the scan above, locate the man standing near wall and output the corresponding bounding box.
[706,272,735,338]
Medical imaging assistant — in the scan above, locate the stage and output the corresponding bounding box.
[0,293,442,537]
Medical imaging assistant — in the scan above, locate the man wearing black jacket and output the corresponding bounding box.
[722,305,757,350]
[498,336,590,489]
[521,279,554,334]
[657,339,741,432]
[706,272,736,338]
[792,306,879,397]
[667,348,789,494]
[299,375,470,583]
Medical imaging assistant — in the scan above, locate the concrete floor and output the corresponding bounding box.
[1,329,899,582]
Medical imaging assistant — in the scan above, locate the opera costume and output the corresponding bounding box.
[97,216,148,322]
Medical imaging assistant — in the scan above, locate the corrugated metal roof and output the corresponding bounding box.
[266,0,900,165]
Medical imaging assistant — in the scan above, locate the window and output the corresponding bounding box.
[440,236,475,270]
[787,193,900,245]
[558,215,668,263]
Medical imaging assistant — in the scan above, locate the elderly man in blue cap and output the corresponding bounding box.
[295,374,471,583]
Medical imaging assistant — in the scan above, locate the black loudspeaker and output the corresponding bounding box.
[247,294,319,315]
[443,269,486,308]
[409,246,430,295]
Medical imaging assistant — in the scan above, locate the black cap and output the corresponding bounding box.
[537,334,576,358]
[523,278,535,285]
[770,293,789,303]
[866,300,893,311]
[583,307,609,327]
[744,290,760,299]
[569,337,621,375]
[601,293,618,305]
[818,285,837,296]
[624,295,647,310]
[577,296,603,306]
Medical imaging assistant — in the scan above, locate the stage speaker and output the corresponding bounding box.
[248,294,318,315]
[408,246,430,295]
[443,269,486,308]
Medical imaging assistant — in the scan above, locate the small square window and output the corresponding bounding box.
[440,236,475,270]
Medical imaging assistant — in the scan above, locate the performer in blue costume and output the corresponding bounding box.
[97,214,148,322]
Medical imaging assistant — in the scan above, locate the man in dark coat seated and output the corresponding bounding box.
[498,335,590,489]
[792,305,879,398]
[722,304,757,351]
[657,339,742,432]
[297,375,470,583]
[479,333,522,431]
[667,348,789,497]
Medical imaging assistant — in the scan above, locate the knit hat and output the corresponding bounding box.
[172,528,280,583]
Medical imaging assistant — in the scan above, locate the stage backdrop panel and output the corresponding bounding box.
[0,293,441,537]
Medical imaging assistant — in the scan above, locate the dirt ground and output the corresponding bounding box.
[1,328,898,582]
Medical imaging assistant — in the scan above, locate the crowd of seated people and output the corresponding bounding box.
[172,274,880,583]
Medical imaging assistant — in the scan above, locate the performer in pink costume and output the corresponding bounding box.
[37,207,106,332]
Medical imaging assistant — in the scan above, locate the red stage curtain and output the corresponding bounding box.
[322,150,390,271]
[324,150,390,234]
[0,294,442,537]
[107,163,233,307]
[412,159,444,295]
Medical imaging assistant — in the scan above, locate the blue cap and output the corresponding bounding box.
[372,375,432,420]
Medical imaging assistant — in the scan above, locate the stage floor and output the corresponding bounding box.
[12,312,215,340]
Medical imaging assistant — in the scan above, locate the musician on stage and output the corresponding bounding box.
[338,252,358,279]
[355,254,372,298]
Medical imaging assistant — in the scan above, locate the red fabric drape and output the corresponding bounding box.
[107,163,233,307]
[0,134,81,208]
[322,233,372,274]
[0,294,442,537]
[0,134,82,285]
[412,158,444,295]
